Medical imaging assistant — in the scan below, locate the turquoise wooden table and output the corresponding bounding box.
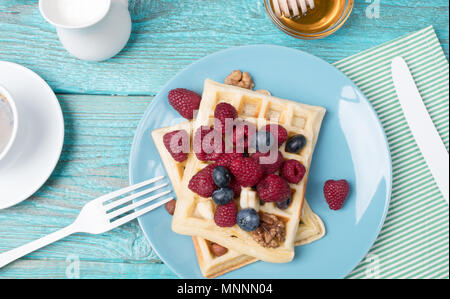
[0,0,448,279]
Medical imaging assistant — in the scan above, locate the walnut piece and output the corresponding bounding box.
[251,213,286,248]
[165,199,176,215]
[225,70,255,90]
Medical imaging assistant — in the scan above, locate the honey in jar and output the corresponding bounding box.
[272,0,349,34]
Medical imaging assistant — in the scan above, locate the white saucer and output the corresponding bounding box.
[0,61,64,209]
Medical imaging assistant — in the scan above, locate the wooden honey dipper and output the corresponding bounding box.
[272,0,315,18]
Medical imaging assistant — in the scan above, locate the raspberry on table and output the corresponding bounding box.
[214,102,238,133]
[264,124,288,147]
[193,126,224,162]
[324,180,350,210]
[257,174,291,203]
[168,88,201,119]
[281,159,306,184]
[188,165,216,198]
[214,201,237,227]
[230,157,264,187]
[251,151,284,175]
[163,130,189,162]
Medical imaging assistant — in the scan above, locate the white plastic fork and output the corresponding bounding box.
[272,0,315,18]
[0,176,173,268]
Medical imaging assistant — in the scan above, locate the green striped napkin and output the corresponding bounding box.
[333,26,449,279]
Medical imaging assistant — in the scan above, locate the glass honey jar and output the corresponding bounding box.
[264,0,354,40]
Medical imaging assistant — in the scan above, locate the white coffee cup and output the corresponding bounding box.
[0,85,19,162]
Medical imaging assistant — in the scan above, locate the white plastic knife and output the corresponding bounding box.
[391,57,449,204]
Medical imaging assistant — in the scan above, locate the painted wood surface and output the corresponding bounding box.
[0,0,448,96]
[0,94,179,278]
[0,0,448,278]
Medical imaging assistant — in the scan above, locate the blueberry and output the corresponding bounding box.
[250,131,275,153]
[237,208,260,232]
[212,187,234,205]
[212,166,231,187]
[285,134,307,153]
[276,197,292,210]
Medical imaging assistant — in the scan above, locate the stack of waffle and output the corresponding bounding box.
[152,79,326,278]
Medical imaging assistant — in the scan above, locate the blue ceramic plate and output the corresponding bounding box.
[129,45,392,279]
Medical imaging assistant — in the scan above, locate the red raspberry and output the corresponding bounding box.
[229,177,242,198]
[251,151,284,175]
[281,160,306,184]
[230,157,263,187]
[324,180,350,210]
[215,151,243,168]
[257,174,291,203]
[168,88,201,119]
[232,121,256,151]
[188,165,216,198]
[163,130,189,162]
[214,103,238,133]
[193,126,224,161]
[214,201,237,227]
[264,124,288,147]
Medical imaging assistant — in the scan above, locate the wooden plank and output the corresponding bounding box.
[0,259,177,279]
[0,94,180,278]
[0,0,448,95]
[0,0,449,279]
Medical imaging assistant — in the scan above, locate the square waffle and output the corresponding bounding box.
[171,79,326,263]
[152,121,325,278]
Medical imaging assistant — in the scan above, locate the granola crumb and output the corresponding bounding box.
[251,213,286,248]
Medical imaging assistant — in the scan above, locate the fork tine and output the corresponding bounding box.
[96,176,165,204]
[107,190,172,219]
[109,197,174,228]
[103,182,169,211]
